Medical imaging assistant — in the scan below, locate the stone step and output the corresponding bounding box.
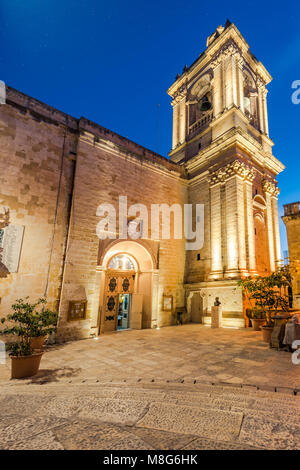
[2,380,300,415]
[1,383,300,449]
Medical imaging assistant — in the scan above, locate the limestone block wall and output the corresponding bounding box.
[185,178,210,283]
[283,215,300,308]
[0,92,77,321]
[56,123,187,339]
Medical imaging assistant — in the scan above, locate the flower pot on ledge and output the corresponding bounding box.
[252,318,265,331]
[261,326,273,343]
[11,351,44,379]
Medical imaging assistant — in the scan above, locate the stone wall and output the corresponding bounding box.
[0,88,77,321]
[54,121,187,339]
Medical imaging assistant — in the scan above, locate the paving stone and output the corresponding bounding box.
[137,402,243,441]
[182,437,261,450]
[53,421,152,450]
[4,431,65,450]
[78,398,149,425]
[239,415,300,449]
[0,393,48,416]
[0,415,69,446]
[124,426,196,450]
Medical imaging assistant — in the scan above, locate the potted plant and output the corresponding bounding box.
[0,298,58,379]
[238,277,266,331]
[251,309,266,331]
[238,268,291,342]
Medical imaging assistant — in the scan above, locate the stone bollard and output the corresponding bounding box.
[211,305,222,328]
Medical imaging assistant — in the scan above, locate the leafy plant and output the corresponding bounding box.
[238,267,292,327]
[0,298,58,357]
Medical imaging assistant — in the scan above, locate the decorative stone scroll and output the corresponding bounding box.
[208,160,255,186]
[211,42,244,69]
[262,179,280,197]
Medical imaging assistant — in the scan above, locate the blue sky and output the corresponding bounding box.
[0,0,299,253]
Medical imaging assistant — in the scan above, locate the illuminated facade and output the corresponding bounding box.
[168,21,284,326]
[0,21,284,340]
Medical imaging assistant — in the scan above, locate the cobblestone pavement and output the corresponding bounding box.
[1,381,300,450]
[0,324,299,390]
[1,325,300,450]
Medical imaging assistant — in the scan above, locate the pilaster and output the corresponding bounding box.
[209,179,223,279]
[244,171,256,273]
[262,179,278,272]
[272,188,282,268]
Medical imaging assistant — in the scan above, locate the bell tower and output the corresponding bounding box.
[168,21,285,326]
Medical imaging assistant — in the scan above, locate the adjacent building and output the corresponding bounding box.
[282,202,300,308]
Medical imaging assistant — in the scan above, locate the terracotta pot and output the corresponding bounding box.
[30,336,46,349]
[261,326,273,343]
[11,351,44,379]
[252,318,265,331]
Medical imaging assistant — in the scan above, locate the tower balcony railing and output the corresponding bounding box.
[189,111,213,136]
[283,202,300,216]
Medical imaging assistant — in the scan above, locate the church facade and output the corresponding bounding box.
[0,22,284,341]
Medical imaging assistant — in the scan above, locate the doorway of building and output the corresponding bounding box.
[117,293,131,330]
[101,254,136,333]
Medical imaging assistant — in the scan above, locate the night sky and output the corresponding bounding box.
[1,0,299,253]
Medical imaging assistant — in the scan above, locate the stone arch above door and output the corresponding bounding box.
[98,239,159,270]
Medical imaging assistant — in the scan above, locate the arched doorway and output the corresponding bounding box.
[97,240,158,335]
[103,254,137,332]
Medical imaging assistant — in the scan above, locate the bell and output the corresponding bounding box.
[199,95,211,111]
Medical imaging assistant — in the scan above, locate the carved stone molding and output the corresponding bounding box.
[262,179,279,197]
[208,160,255,186]
[211,42,244,69]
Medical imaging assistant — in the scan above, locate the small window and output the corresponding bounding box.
[108,255,134,270]
[197,253,201,261]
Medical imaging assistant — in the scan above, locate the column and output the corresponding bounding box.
[258,86,265,133]
[262,89,269,136]
[172,101,179,149]
[151,270,160,328]
[210,182,223,278]
[237,59,244,113]
[231,55,238,107]
[212,62,223,117]
[272,191,282,268]
[91,266,106,334]
[264,189,275,272]
[244,179,256,272]
[178,98,186,144]
[225,174,247,276]
[224,56,233,109]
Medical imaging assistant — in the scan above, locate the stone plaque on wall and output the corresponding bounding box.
[0,225,24,273]
[68,300,87,321]
[163,295,173,312]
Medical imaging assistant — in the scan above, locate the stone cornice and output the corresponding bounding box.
[79,131,188,184]
[184,124,284,177]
